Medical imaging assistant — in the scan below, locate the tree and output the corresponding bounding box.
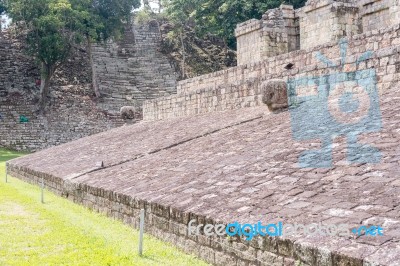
[143,0,151,10]
[7,0,140,110]
[8,0,77,109]
[0,0,6,14]
[194,0,286,49]
[165,0,201,78]
[70,0,141,97]
[0,0,7,31]
[164,0,307,50]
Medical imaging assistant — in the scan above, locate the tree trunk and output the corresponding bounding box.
[158,0,162,13]
[38,64,54,111]
[87,37,100,98]
[223,38,228,65]
[180,30,185,79]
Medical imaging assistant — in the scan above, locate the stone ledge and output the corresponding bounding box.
[235,19,263,37]
[361,4,389,17]
[304,0,335,13]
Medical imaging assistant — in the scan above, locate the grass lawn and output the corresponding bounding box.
[0,148,208,266]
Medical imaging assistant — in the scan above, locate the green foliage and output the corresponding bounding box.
[0,150,209,265]
[296,260,303,266]
[9,0,75,81]
[0,0,7,15]
[164,0,307,49]
[8,0,141,61]
[164,0,194,24]
[73,0,141,42]
[135,9,154,25]
[6,0,141,108]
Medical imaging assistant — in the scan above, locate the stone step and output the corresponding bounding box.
[90,22,177,115]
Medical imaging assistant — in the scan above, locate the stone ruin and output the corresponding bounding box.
[235,0,400,66]
[0,21,178,151]
[6,0,400,265]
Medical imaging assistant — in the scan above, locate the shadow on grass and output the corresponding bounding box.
[138,253,167,264]
[0,148,28,163]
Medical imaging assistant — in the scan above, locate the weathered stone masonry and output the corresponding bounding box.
[0,92,123,151]
[7,161,302,266]
[235,0,400,66]
[7,94,400,265]
[142,0,400,121]
[235,5,299,67]
[93,22,177,113]
[6,0,400,265]
[143,23,400,121]
[0,32,123,151]
[0,21,177,151]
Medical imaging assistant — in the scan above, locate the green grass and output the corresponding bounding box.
[0,148,27,162]
[0,149,208,266]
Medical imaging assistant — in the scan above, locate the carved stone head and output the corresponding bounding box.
[120,106,136,120]
[261,79,289,112]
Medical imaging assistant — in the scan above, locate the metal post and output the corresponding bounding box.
[5,167,8,183]
[41,178,44,204]
[138,209,145,256]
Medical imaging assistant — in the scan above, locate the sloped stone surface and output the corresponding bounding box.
[7,86,400,265]
[10,107,265,179]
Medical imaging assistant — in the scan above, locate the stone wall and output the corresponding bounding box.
[300,0,360,50]
[235,19,263,66]
[143,23,400,121]
[359,0,400,32]
[282,5,300,53]
[8,94,400,266]
[144,79,263,121]
[5,163,301,266]
[0,85,125,151]
[235,5,299,66]
[0,32,120,152]
[234,0,400,66]
[0,20,178,152]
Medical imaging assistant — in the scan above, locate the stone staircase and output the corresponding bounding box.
[92,22,178,116]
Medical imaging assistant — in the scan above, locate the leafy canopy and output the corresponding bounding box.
[5,0,140,106]
[164,0,307,48]
[0,0,7,14]
[9,0,76,69]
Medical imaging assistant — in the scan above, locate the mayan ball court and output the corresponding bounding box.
[1,0,400,265]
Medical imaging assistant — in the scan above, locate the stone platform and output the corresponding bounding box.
[7,85,400,266]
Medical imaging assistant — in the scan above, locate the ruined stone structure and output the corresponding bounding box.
[0,31,121,151]
[93,22,177,113]
[235,4,299,66]
[143,25,400,120]
[0,21,177,151]
[235,0,400,66]
[5,0,400,265]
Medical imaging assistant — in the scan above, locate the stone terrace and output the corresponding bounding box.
[7,84,400,265]
[5,1,400,265]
